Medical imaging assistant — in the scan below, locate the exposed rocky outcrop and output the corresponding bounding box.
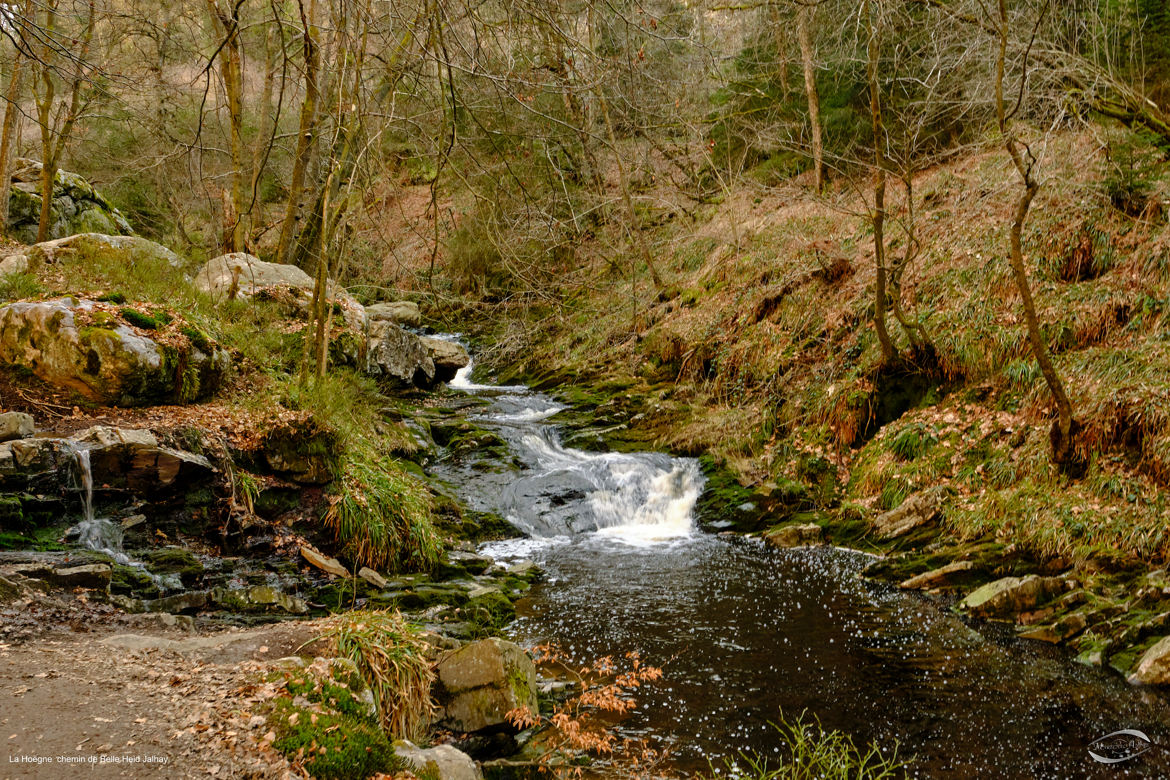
[435,638,539,733]
[0,298,229,406]
[366,301,421,327]
[872,486,950,539]
[959,575,1070,619]
[422,337,471,384]
[366,320,435,388]
[194,253,366,332]
[898,560,982,591]
[1128,635,1170,686]
[0,233,185,277]
[5,160,133,244]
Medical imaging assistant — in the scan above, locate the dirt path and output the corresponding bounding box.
[1,620,325,779]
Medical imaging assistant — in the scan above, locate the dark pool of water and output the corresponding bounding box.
[486,534,1170,778]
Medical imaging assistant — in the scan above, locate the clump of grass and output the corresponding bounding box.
[0,272,43,301]
[321,610,436,741]
[119,306,172,330]
[888,423,935,462]
[95,291,125,304]
[705,710,909,779]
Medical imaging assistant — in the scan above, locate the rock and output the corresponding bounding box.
[764,523,823,548]
[358,567,388,589]
[366,301,421,327]
[435,638,539,733]
[76,426,215,493]
[5,160,133,243]
[421,337,471,384]
[1018,612,1087,644]
[0,574,20,603]
[211,585,309,614]
[505,561,537,578]
[260,419,338,484]
[394,740,483,780]
[1129,636,1170,686]
[466,584,501,599]
[899,561,982,590]
[300,545,349,578]
[959,575,1068,619]
[872,486,950,539]
[0,412,34,442]
[0,253,27,277]
[366,320,435,388]
[194,253,366,332]
[130,613,195,632]
[0,233,185,277]
[52,563,111,589]
[0,298,229,406]
[143,591,208,614]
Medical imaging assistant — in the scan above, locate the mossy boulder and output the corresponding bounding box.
[0,233,185,275]
[435,638,538,733]
[260,418,339,484]
[6,159,133,243]
[960,575,1070,620]
[0,298,228,406]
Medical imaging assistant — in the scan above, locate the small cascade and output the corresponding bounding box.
[68,445,181,591]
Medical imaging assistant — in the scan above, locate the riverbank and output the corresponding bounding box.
[433,130,1170,682]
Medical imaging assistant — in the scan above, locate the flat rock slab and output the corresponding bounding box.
[960,575,1070,619]
[394,740,482,780]
[764,523,824,549]
[300,545,349,577]
[1129,635,1170,686]
[899,560,982,590]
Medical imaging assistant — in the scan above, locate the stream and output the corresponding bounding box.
[429,349,1170,778]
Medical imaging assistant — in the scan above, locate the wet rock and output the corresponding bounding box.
[0,298,228,406]
[78,426,215,493]
[421,337,471,384]
[872,486,950,539]
[194,253,366,332]
[261,419,338,484]
[301,545,349,578]
[436,551,494,579]
[1018,612,1088,644]
[366,301,421,327]
[393,740,482,780]
[899,561,982,591]
[1128,635,1170,686]
[435,638,539,733]
[130,613,195,633]
[0,412,34,442]
[480,759,545,780]
[358,567,388,589]
[960,575,1069,619]
[764,523,823,549]
[366,320,435,388]
[143,591,208,614]
[5,160,133,243]
[211,585,309,615]
[52,563,111,589]
[505,561,537,578]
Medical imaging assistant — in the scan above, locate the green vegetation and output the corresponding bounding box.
[705,711,909,780]
[321,610,436,741]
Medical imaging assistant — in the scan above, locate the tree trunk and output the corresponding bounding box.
[0,4,30,237]
[866,0,896,364]
[205,0,247,252]
[996,0,1075,462]
[279,0,321,266]
[797,4,823,191]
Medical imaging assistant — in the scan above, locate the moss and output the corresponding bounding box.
[138,547,204,586]
[96,292,126,304]
[120,307,169,330]
[269,698,397,780]
[109,564,162,599]
[180,325,213,353]
[463,591,517,637]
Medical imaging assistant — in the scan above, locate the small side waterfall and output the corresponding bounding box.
[69,445,181,590]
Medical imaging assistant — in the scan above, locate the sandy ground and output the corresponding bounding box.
[0,619,324,780]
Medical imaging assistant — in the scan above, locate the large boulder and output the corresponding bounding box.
[194,253,366,332]
[0,234,186,281]
[0,412,34,443]
[0,298,228,406]
[764,523,823,549]
[435,638,539,733]
[421,337,471,384]
[366,301,421,327]
[366,320,435,388]
[1129,635,1170,686]
[6,159,133,243]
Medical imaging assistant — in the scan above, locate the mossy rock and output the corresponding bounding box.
[137,547,204,587]
[109,564,162,599]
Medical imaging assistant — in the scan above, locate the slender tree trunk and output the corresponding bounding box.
[205,0,247,252]
[866,0,896,364]
[34,2,58,244]
[279,0,320,265]
[0,4,30,236]
[797,3,823,191]
[996,0,1075,462]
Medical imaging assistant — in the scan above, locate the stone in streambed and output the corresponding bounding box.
[872,486,950,539]
[435,638,538,733]
[366,320,435,388]
[899,560,983,590]
[52,563,111,589]
[764,523,823,548]
[358,566,388,589]
[0,412,34,443]
[420,337,471,384]
[366,301,421,327]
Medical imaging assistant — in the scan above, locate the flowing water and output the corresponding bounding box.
[68,445,181,590]
[431,349,1170,778]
